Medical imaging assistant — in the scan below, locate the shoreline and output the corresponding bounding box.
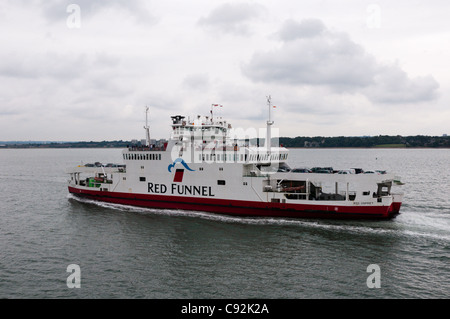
[1,145,449,150]
[1,137,449,149]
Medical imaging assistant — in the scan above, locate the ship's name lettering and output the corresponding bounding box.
[147,182,215,197]
[353,201,374,205]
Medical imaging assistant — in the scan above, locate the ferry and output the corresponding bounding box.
[67,98,404,219]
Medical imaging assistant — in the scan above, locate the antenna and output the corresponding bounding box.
[210,104,214,122]
[144,106,151,146]
[266,95,274,154]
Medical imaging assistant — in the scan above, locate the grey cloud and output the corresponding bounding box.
[0,51,130,119]
[182,73,210,91]
[243,19,439,104]
[0,53,88,79]
[0,52,119,81]
[244,29,377,89]
[276,19,326,41]
[0,107,21,116]
[198,2,265,36]
[365,65,439,103]
[134,92,184,112]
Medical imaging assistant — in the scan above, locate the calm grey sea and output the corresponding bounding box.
[0,148,449,299]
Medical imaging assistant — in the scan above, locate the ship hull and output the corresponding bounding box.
[69,186,399,220]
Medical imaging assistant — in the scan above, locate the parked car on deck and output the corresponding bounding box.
[338,169,355,174]
[291,168,312,173]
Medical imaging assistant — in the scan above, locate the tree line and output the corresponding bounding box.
[1,135,449,148]
[278,135,450,148]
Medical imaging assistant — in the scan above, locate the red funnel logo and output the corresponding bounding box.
[173,169,184,182]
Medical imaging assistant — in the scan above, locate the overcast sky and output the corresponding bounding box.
[0,0,449,141]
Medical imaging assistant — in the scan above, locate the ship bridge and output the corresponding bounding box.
[170,114,231,140]
[168,113,288,167]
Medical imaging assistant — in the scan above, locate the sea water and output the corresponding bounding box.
[0,148,449,298]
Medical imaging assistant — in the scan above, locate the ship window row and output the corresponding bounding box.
[124,153,161,161]
[196,153,288,162]
[199,153,245,162]
[248,153,288,162]
[174,127,226,134]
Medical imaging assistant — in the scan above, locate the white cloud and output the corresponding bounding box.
[38,0,157,25]
[198,2,266,36]
[243,18,439,105]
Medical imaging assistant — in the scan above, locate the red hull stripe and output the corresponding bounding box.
[68,187,398,219]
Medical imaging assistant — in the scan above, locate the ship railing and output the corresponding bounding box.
[264,186,309,194]
[128,146,166,152]
[243,172,270,178]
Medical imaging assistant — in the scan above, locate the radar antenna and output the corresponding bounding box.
[144,106,151,146]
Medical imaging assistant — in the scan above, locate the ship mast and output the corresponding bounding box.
[266,95,274,154]
[210,103,222,123]
[144,106,151,146]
